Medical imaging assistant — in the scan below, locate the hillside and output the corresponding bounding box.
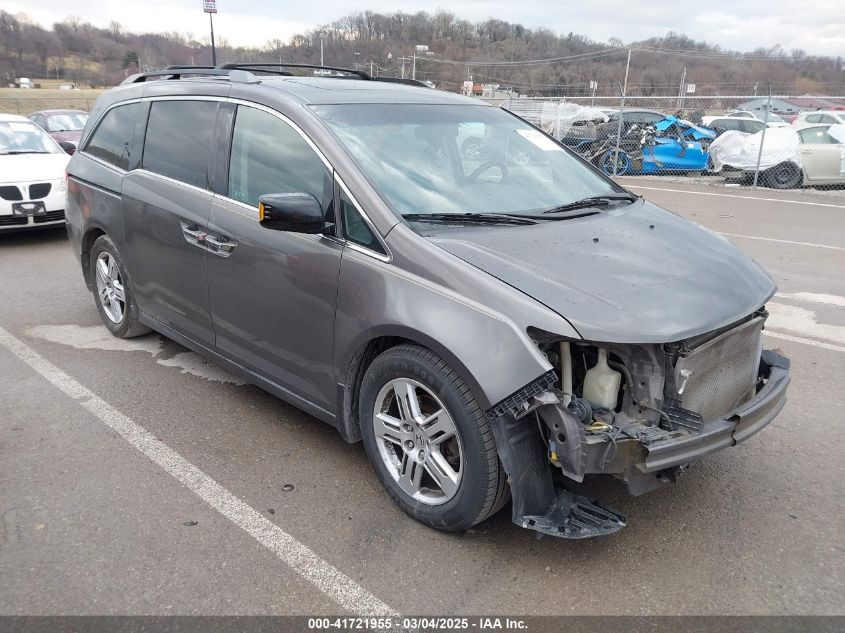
[1,9,843,96]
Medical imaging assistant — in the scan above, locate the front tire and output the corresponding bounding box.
[90,235,150,338]
[359,344,508,532]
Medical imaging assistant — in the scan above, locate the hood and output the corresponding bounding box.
[0,153,70,184]
[427,201,775,343]
[50,130,82,145]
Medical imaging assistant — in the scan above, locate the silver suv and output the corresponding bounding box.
[65,64,790,539]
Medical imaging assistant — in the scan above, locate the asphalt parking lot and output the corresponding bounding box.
[1,178,843,617]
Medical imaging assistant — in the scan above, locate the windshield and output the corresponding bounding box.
[0,120,63,155]
[46,112,88,132]
[313,104,618,216]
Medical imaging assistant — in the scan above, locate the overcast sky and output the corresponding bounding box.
[3,0,844,57]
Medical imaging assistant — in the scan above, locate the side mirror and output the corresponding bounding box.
[258,193,326,234]
[58,141,76,155]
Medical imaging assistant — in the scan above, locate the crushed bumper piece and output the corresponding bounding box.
[490,410,625,539]
[522,489,626,539]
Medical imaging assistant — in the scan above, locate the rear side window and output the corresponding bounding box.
[84,102,141,170]
[142,100,218,188]
[227,105,330,208]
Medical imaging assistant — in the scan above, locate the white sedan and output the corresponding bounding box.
[792,110,845,127]
[795,124,845,185]
[0,114,70,231]
[709,123,845,188]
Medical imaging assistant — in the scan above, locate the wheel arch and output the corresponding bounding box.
[80,224,108,290]
[335,325,495,444]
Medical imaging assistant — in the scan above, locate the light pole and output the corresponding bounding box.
[319,31,326,66]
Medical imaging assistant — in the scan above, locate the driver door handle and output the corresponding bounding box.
[180,221,207,246]
[205,234,237,257]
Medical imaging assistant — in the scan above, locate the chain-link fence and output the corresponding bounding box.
[4,91,844,194]
[498,95,845,194]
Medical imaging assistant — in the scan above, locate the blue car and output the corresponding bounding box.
[596,116,716,176]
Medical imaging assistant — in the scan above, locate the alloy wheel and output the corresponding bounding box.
[372,378,464,506]
[95,252,125,324]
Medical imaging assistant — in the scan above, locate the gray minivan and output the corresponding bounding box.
[65,64,790,539]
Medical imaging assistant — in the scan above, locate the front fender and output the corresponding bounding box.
[334,248,555,411]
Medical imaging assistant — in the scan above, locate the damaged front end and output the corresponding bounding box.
[489,309,790,539]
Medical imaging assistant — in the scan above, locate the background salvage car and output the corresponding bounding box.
[28,109,89,154]
[710,123,845,188]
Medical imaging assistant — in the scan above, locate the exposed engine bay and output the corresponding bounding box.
[489,308,791,539]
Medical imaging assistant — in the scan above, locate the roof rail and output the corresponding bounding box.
[216,62,430,87]
[120,63,432,88]
[371,76,430,88]
[216,62,369,79]
[121,66,232,84]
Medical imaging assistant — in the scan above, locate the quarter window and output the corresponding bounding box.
[84,102,141,170]
[142,100,218,188]
[228,106,330,209]
[340,187,383,254]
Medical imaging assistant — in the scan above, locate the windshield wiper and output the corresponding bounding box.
[542,194,638,215]
[403,213,538,226]
[1,150,52,155]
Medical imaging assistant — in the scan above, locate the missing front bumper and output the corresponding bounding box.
[489,349,789,538]
[617,354,790,485]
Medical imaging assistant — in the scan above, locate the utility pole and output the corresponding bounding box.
[412,52,416,80]
[319,32,325,66]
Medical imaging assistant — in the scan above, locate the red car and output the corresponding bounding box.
[28,109,89,154]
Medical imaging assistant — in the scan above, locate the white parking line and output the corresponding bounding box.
[626,184,845,209]
[775,292,845,307]
[0,324,396,617]
[718,232,845,252]
[765,330,845,354]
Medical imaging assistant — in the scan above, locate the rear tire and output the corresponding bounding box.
[359,344,508,532]
[90,235,150,338]
[762,161,802,189]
